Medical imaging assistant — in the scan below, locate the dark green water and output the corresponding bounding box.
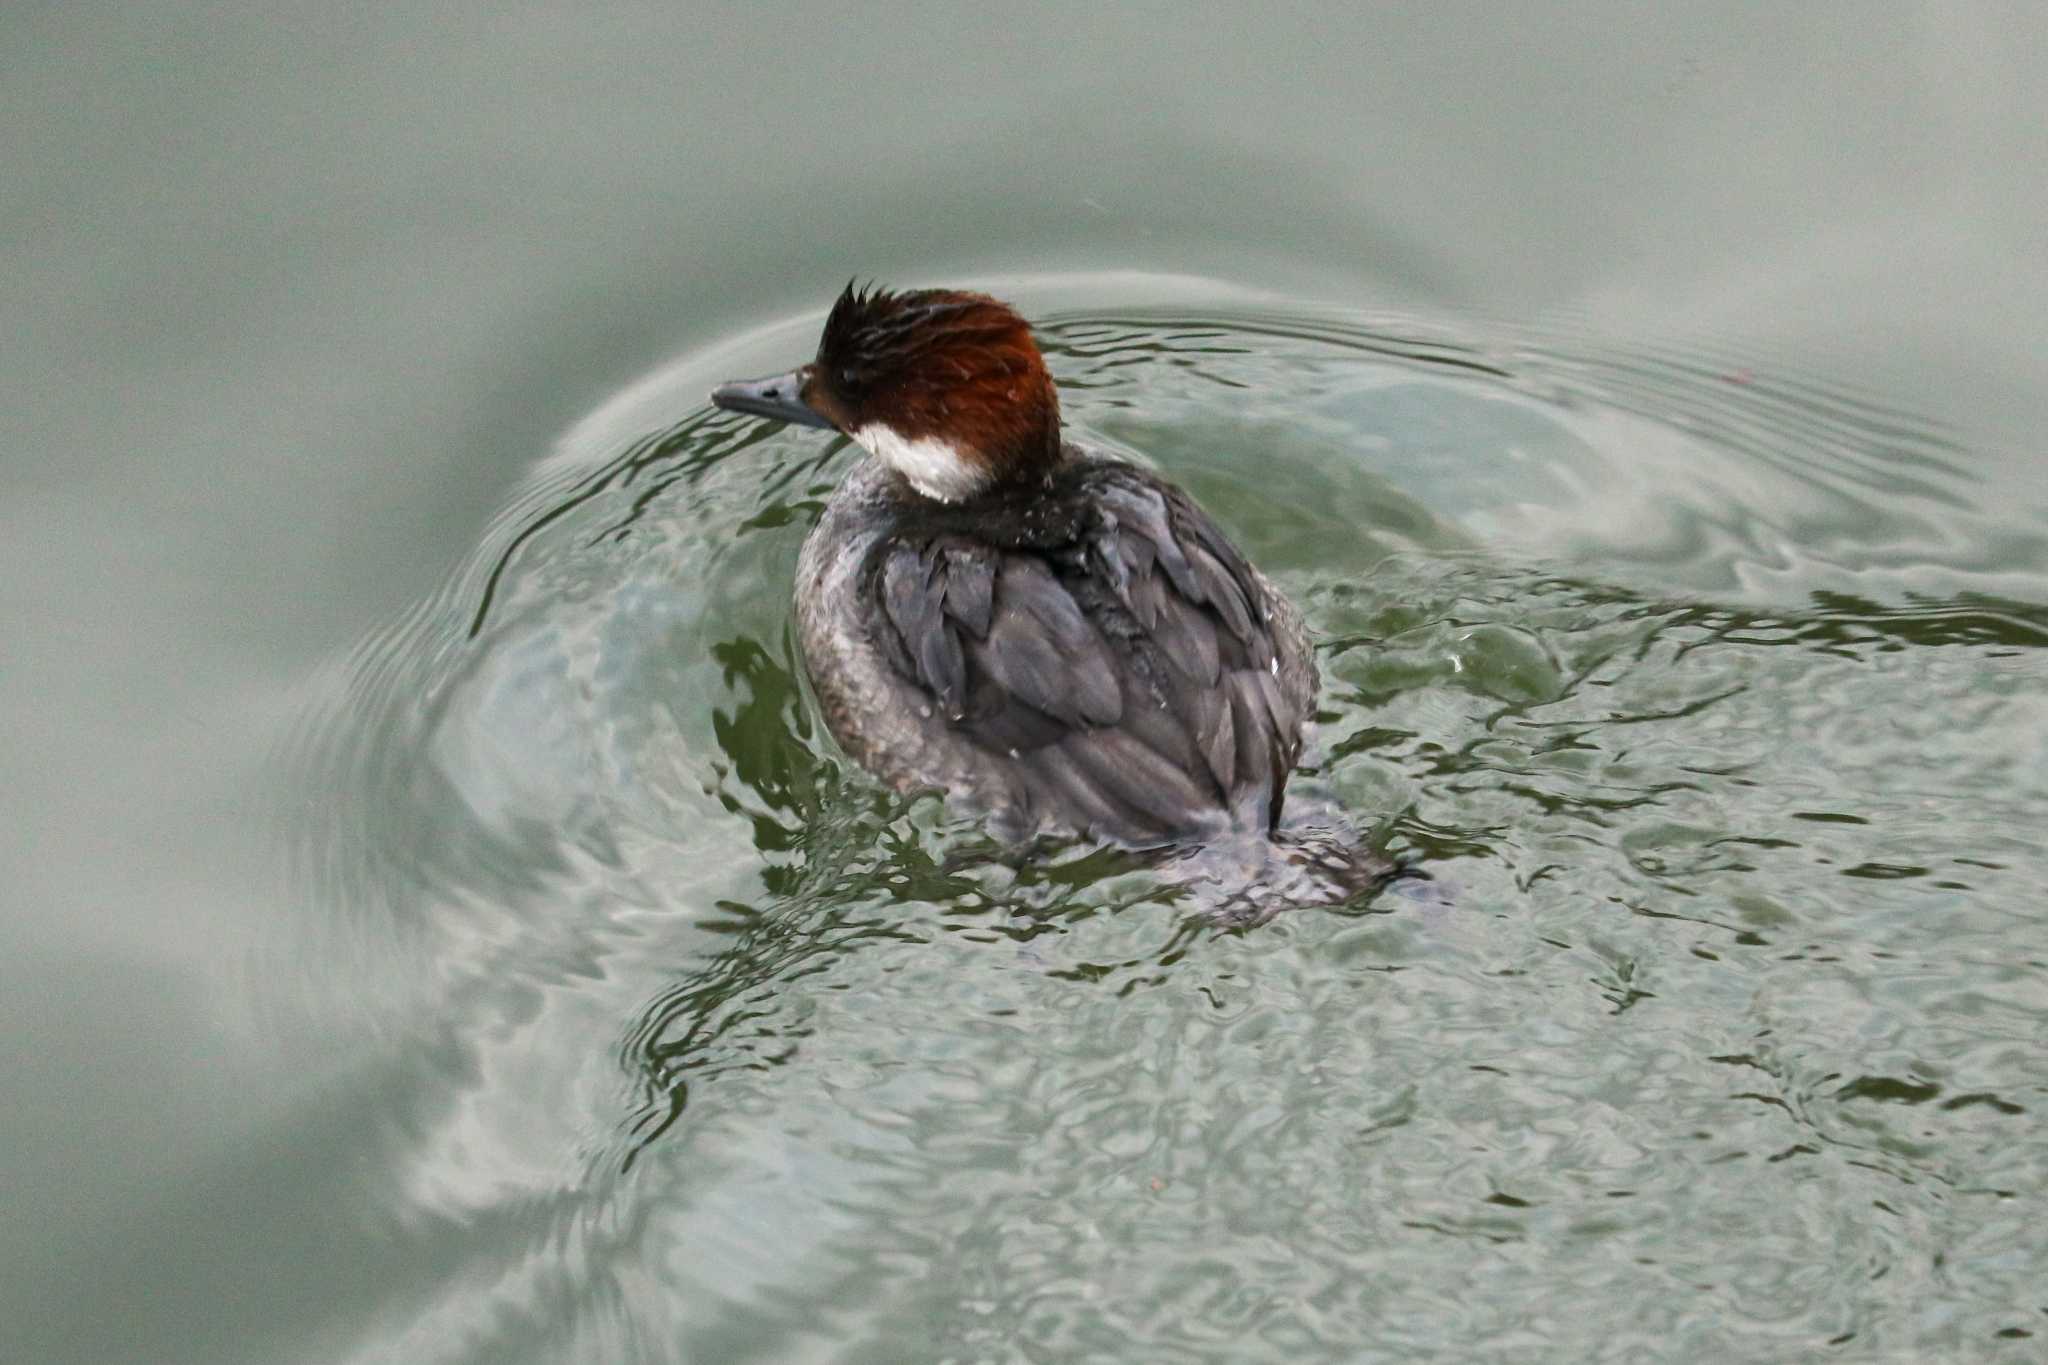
[6,8,2047,1364]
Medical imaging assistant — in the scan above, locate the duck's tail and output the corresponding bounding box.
[1166,815,1415,927]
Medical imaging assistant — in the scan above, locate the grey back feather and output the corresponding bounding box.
[868,461,1309,845]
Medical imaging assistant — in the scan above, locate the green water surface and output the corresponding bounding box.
[5,7,2046,1363]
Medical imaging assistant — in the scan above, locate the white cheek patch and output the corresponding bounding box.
[852,424,989,503]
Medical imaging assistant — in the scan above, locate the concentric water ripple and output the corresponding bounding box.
[278,279,2048,1362]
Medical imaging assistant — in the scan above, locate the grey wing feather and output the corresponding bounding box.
[867,463,1307,843]
[879,545,967,719]
[969,555,1122,728]
[938,544,994,637]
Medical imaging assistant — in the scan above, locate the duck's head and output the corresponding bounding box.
[712,283,1063,503]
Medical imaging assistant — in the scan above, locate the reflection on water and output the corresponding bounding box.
[281,286,2048,1360]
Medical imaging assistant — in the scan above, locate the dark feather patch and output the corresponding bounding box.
[866,460,1306,840]
[938,545,994,637]
[1185,541,1257,651]
[1060,729,1218,839]
[1188,686,1236,794]
[1149,592,1220,685]
[879,545,966,718]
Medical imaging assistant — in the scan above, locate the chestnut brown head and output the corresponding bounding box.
[712,283,1063,502]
